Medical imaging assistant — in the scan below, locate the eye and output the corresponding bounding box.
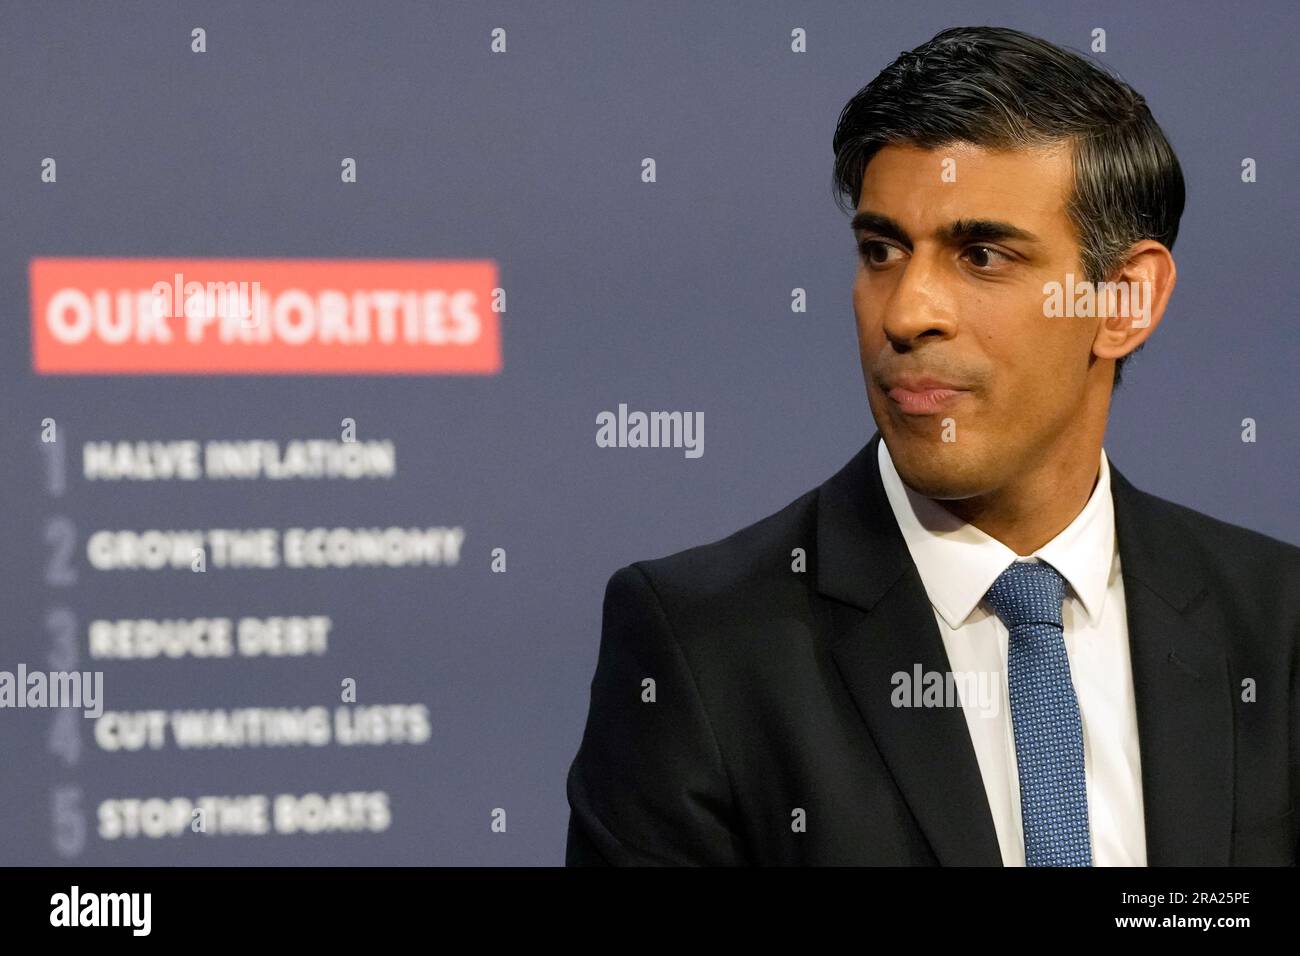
[962,245,1013,270]
[858,239,905,267]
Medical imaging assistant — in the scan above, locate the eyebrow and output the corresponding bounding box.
[850,210,1041,247]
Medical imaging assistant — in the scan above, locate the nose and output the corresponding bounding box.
[880,249,958,350]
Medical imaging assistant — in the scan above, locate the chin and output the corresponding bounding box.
[896,468,987,500]
[884,432,993,501]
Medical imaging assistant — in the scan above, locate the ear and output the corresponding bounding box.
[1091,240,1176,362]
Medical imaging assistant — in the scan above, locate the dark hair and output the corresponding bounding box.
[831,26,1185,389]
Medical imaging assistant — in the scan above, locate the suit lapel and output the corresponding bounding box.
[816,432,1003,865]
[1109,463,1234,865]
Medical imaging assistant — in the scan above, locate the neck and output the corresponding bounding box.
[941,446,1102,556]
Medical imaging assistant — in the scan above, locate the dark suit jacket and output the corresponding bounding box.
[565,432,1300,865]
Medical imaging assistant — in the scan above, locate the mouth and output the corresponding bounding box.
[881,378,970,415]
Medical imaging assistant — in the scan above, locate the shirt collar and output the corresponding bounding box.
[876,437,1116,629]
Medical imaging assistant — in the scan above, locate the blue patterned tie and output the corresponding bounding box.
[984,560,1092,866]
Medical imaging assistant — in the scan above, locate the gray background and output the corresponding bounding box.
[0,0,1296,864]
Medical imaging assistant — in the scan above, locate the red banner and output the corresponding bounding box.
[31,258,501,374]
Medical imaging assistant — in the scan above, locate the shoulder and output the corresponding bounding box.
[1121,480,1300,618]
[608,484,822,637]
[1137,484,1299,568]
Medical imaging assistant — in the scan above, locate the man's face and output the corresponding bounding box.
[853,141,1101,499]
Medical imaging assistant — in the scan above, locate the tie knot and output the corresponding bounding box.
[984,560,1067,630]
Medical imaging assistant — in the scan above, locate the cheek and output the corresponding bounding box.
[851,269,867,312]
[957,297,1038,409]
[985,311,1083,404]
[851,274,884,346]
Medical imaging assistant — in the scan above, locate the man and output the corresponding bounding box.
[564,26,1299,865]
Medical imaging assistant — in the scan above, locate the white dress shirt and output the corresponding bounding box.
[876,438,1147,866]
